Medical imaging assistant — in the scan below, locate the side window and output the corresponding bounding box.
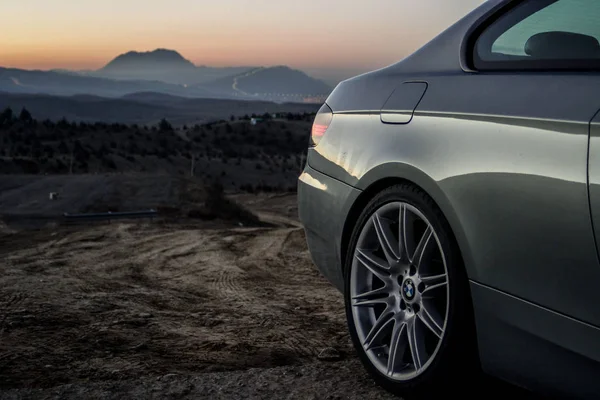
[473,0,600,70]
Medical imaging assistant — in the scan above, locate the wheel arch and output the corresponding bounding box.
[340,163,474,282]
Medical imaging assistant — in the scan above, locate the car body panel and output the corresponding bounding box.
[298,0,600,395]
[471,281,600,398]
[415,74,600,328]
[297,164,361,290]
[587,114,600,263]
[310,74,600,325]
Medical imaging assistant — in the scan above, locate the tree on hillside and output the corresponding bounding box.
[73,140,90,164]
[158,118,173,132]
[19,108,33,124]
[0,107,14,126]
[43,145,55,158]
[57,117,70,129]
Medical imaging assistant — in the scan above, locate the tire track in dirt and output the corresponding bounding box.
[0,292,26,321]
[0,212,350,390]
[202,231,257,303]
[199,226,334,360]
[0,291,26,369]
[0,292,26,308]
[223,229,286,301]
[214,267,251,302]
[222,227,335,358]
[128,227,256,303]
[233,228,299,278]
[278,331,324,358]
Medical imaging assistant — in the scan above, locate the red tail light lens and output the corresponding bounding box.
[310,104,333,147]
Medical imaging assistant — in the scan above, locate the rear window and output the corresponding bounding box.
[473,0,600,70]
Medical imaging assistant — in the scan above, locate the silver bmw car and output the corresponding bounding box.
[298,0,600,398]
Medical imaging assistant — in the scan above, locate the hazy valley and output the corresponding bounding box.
[1,49,331,104]
[0,91,319,126]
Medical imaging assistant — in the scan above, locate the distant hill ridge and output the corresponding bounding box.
[96,48,247,85]
[0,91,320,125]
[235,66,330,95]
[0,49,332,103]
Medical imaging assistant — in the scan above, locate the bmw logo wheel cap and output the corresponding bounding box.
[403,279,416,301]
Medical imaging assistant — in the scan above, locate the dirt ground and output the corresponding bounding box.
[0,194,538,399]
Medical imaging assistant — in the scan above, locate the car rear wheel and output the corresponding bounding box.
[344,184,477,398]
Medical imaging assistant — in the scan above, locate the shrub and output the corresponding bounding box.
[202,180,262,225]
[102,157,117,170]
[0,107,14,126]
[19,108,33,124]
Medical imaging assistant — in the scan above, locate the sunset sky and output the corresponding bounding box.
[1,0,483,82]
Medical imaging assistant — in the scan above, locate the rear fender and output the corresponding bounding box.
[350,162,474,281]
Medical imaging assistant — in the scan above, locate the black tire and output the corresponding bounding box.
[344,183,478,399]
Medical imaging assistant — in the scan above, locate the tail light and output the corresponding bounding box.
[310,104,333,147]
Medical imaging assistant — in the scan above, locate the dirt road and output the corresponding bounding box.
[0,195,536,399]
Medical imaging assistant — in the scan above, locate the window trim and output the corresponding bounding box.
[462,0,600,72]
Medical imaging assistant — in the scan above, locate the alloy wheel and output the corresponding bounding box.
[350,201,449,381]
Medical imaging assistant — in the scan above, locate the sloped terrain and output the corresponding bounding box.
[203,66,330,103]
[97,49,252,85]
[0,116,313,191]
[0,174,261,230]
[0,50,331,103]
[0,195,392,399]
[0,194,538,399]
[0,92,319,125]
[0,68,212,98]
[233,66,331,96]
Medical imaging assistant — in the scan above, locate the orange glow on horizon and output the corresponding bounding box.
[1,0,484,78]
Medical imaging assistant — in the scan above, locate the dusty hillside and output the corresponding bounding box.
[0,195,536,399]
[0,198,393,399]
[0,174,261,230]
[0,113,311,191]
[0,91,320,125]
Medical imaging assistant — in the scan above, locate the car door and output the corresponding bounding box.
[420,0,600,326]
[588,116,600,268]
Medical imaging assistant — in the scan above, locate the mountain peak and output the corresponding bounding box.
[102,49,196,72]
[126,48,187,59]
